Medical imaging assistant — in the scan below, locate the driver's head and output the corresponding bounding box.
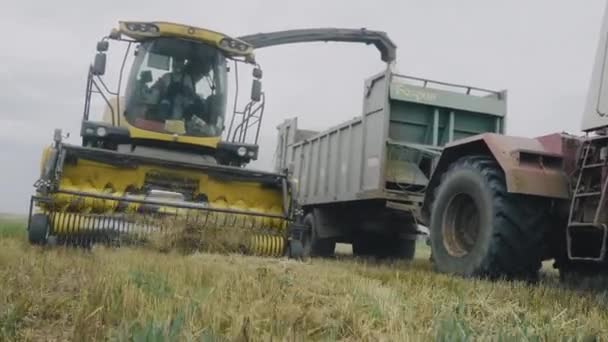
[172,58,186,73]
[187,60,211,81]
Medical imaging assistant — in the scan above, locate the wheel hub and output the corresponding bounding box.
[442,193,480,257]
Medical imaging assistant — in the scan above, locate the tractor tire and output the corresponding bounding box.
[302,213,335,257]
[352,233,416,260]
[429,155,549,280]
[559,261,608,291]
[28,213,50,245]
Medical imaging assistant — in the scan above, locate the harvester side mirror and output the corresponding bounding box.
[92,53,107,76]
[96,40,109,52]
[251,79,262,102]
[252,67,263,79]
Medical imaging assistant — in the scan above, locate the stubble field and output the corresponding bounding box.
[1,215,608,341]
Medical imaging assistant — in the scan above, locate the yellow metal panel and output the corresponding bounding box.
[127,125,221,148]
[118,21,254,57]
[53,159,286,218]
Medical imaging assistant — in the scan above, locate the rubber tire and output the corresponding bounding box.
[353,234,416,260]
[396,239,416,260]
[302,213,335,257]
[429,155,549,280]
[28,213,50,245]
[559,261,608,284]
[287,239,305,259]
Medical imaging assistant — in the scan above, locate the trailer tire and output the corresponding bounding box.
[353,234,416,260]
[396,239,416,260]
[302,213,335,257]
[28,213,50,245]
[429,155,548,280]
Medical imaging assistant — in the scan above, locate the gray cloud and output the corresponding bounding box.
[0,0,605,213]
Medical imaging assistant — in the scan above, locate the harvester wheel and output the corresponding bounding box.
[28,213,50,245]
[429,155,549,280]
[302,213,335,257]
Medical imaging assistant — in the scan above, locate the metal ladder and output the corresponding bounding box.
[567,138,608,261]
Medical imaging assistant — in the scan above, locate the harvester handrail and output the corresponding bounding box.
[392,73,504,98]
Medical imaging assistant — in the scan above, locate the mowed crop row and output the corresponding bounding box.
[1,217,608,341]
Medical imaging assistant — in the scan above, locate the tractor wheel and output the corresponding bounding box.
[429,155,549,280]
[28,213,50,245]
[352,233,416,260]
[556,260,608,289]
[302,213,335,257]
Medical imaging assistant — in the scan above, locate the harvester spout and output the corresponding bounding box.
[238,28,397,63]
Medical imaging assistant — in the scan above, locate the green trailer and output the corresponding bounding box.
[275,68,507,258]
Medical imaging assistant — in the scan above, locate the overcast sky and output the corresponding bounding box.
[0,0,606,213]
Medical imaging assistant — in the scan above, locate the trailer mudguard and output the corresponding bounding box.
[421,133,570,224]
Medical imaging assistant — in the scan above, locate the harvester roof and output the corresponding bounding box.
[114,21,255,59]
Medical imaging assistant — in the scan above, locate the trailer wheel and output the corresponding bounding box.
[353,234,416,260]
[302,213,335,257]
[395,239,416,259]
[429,155,548,280]
[28,213,50,245]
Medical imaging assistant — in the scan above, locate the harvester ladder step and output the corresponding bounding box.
[568,137,608,227]
[594,165,608,223]
[566,223,608,261]
[583,162,607,169]
[568,143,593,225]
[574,191,602,198]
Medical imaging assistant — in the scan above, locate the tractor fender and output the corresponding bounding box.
[421,133,570,224]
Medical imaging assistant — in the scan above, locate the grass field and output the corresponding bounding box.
[2,217,608,341]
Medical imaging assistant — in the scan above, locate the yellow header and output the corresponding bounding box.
[116,21,254,59]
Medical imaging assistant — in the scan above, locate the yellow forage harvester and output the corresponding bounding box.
[27,21,297,257]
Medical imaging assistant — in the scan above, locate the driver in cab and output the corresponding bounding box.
[144,57,214,135]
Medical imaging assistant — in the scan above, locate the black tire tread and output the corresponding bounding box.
[303,213,335,257]
[353,234,416,260]
[431,155,548,280]
[28,213,49,245]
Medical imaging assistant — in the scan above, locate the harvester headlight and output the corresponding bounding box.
[96,127,108,137]
[248,151,255,157]
[124,22,160,34]
[219,38,250,52]
[237,146,247,157]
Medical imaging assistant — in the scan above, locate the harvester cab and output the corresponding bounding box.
[27,21,397,258]
[84,21,263,167]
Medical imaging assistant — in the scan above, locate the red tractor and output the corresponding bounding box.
[422,5,608,281]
